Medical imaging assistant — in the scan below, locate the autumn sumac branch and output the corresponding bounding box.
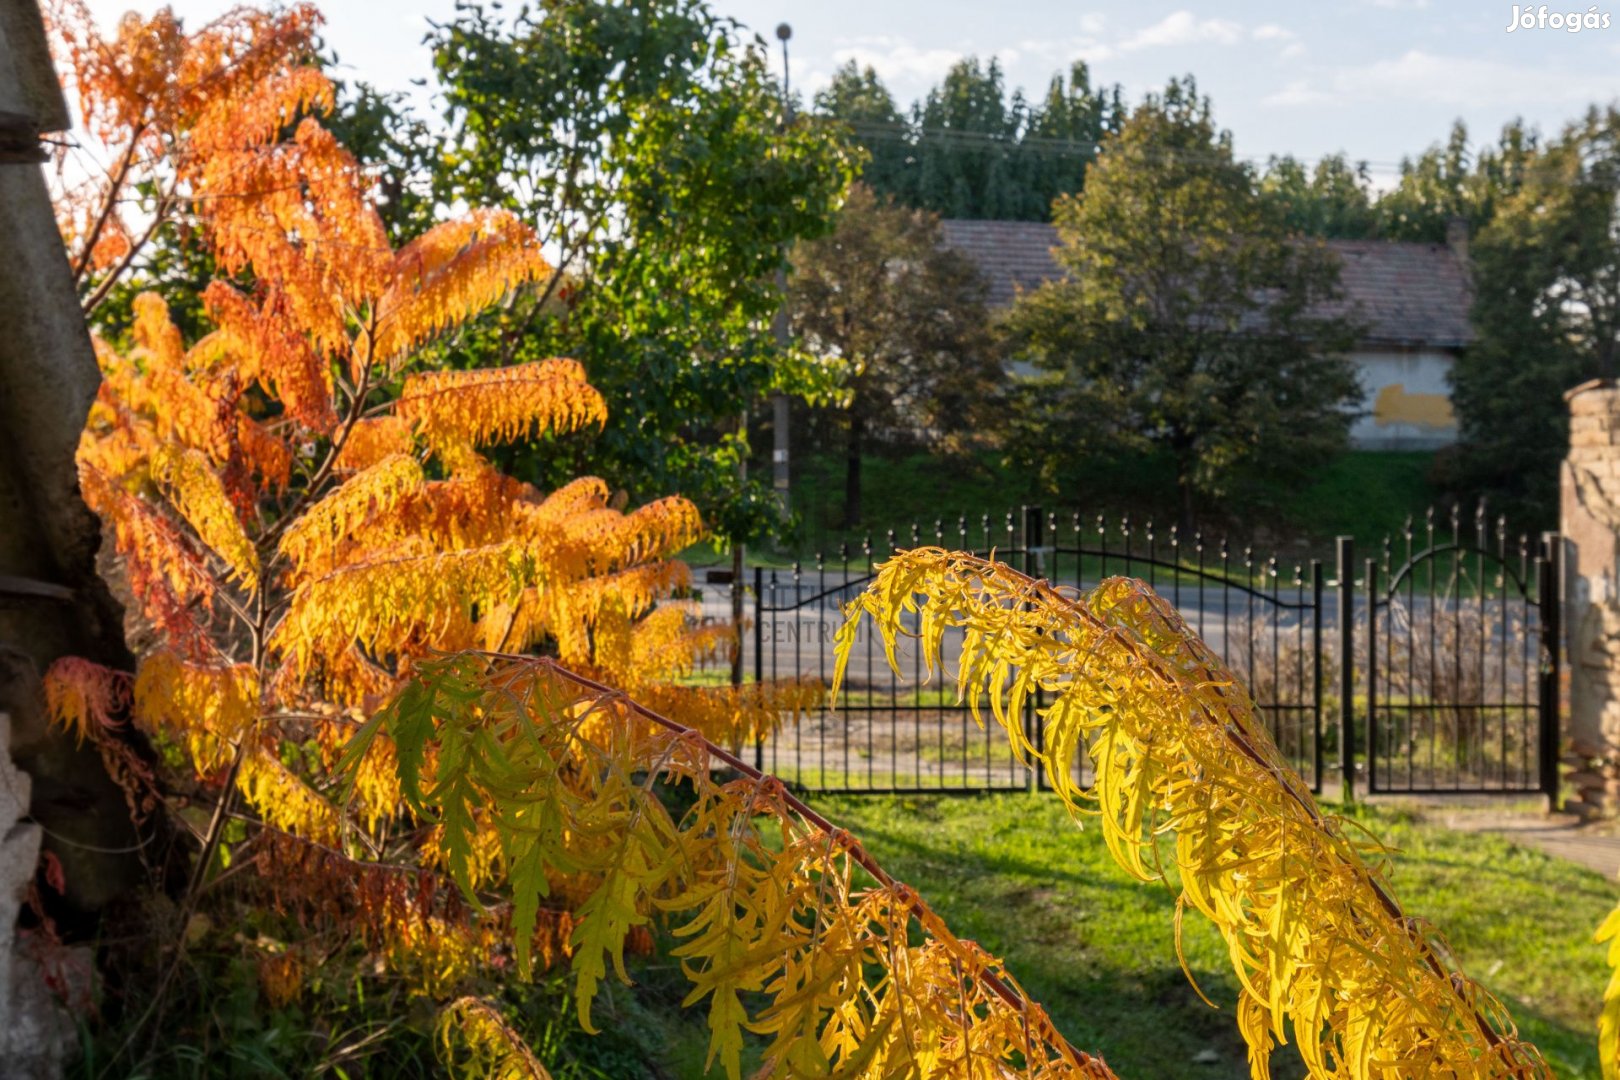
[836,549,1549,1080]
[42,10,818,1068]
[437,996,555,1080]
[339,652,1119,1080]
[46,0,331,314]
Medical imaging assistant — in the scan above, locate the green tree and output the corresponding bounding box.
[813,61,912,200]
[786,183,1001,525]
[427,0,856,545]
[909,57,1024,219]
[815,58,1119,222]
[1260,153,1379,239]
[1376,120,1539,242]
[1020,62,1123,220]
[1451,106,1620,523]
[1002,80,1362,530]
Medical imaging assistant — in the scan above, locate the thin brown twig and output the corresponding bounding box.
[71,129,144,285]
[81,185,174,317]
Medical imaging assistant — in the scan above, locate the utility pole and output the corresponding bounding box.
[735,23,796,693]
[769,21,793,520]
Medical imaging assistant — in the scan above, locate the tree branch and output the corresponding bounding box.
[474,651,1111,1078]
[72,129,147,287]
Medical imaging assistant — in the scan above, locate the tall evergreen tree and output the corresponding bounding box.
[812,61,911,200]
[910,57,1022,219]
[815,57,1120,221]
[1260,153,1379,239]
[1020,62,1123,221]
[1376,120,1539,242]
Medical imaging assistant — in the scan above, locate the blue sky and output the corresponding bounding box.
[87,0,1620,185]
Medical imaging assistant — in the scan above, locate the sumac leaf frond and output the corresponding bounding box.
[837,549,1549,1080]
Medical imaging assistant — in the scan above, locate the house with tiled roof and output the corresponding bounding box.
[939,219,1475,450]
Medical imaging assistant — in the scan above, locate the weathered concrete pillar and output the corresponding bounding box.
[1562,380,1620,815]
[0,0,139,911]
[0,1,140,1073]
[0,712,79,1078]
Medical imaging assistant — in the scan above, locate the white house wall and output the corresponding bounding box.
[1348,349,1458,450]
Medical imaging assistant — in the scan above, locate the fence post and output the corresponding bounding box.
[1364,557,1379,795]
[752,565,764,773]
[1023,505,1045,793]
[1539,533,1563,811]
[1335,536,1356,802]
[1312,560,1325,791]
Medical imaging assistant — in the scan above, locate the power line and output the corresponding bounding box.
[837,117,1406,172]
[827,116,1620,186]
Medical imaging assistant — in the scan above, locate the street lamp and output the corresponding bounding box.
[735,23,797,715]
[770,22,793,520]
[776,22,792,103]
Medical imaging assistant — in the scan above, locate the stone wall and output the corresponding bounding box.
[1562,380,1620,815]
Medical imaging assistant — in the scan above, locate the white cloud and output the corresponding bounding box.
[831,36,963,85]
[798,67,834,101]
[1118,11,1245,52]
[1264,79,1329,107]
[1362,0,1430,7]
[1251,23,1306,58]
[1010,34,1115,66]
[1262,49,1617,107]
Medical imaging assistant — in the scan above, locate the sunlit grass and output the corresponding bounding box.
[813,792,1612,1079]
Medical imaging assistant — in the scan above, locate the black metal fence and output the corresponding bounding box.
[720,505,1562,802]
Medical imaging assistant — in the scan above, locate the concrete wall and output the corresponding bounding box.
[1347,348,1458,450]
[1,1,141,1071]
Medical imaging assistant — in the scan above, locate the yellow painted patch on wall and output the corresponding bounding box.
[1373,383,1455,430]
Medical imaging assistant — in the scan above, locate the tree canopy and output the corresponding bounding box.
[815,57,1122,222]
[1002,81,1362,528]
[787,183,1001,525]
[1259,153,1379,240]
[424,0,856,546]
[1450,106,1620,523]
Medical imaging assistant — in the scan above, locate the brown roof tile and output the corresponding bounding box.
[938,220,1064,309]
[938,219,1476,350]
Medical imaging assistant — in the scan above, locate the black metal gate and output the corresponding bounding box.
[735,503,1563,803]
[750,519,1037,795]
[1342,508,1562,798]
[746,508,1329,795]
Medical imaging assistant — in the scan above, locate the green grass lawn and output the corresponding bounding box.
[1284,450,1450,550]
[804,792,1613,1080]
[85,785,1606,1079]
